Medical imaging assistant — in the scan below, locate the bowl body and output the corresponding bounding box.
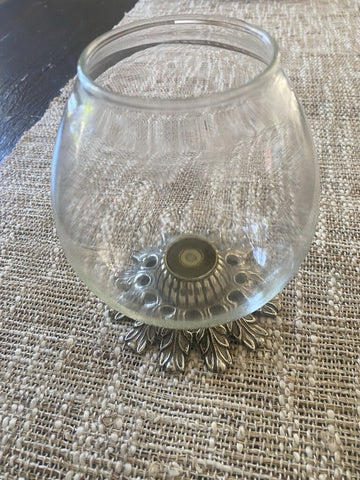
[52,15,319,329]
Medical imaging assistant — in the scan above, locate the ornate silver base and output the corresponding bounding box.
[114,231,271,330]
[116,295,280,372]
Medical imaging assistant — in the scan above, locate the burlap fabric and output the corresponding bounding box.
[1,0,359,478]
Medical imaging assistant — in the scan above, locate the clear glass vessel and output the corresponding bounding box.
[52,15,319,330]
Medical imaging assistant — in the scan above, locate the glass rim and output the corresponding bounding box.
[78,15,280,111]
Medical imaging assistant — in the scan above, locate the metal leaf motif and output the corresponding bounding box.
[226,318,241,340]
[196,325,232,372]
[258,295,281,316]
[121,295,281,372]
[124,321,158,354]
[230,314,268,350]
[159,329,193,372]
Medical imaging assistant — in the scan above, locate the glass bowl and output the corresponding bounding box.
[52,15,319,330]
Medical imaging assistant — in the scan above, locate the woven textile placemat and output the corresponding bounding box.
[1,0,359,478]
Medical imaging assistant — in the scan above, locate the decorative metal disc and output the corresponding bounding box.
[114,230,266,328]
[114,295,281,373]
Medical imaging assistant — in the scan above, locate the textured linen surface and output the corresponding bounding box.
[1,0,359,478]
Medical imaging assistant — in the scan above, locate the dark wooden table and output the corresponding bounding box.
[0,0,137,162]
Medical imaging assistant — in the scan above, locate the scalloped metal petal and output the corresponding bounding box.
[196,326,232,372]
[124,321,159,354]
[159,329,193,372]
[258,295,281,316]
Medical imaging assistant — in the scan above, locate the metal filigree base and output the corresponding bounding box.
[116,295,280,372]
[113,230,270,329]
